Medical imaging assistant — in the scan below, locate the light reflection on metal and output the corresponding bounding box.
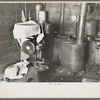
[60,3,65,34]
[76,3,88,44]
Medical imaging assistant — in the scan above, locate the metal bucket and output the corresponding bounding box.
[61,40,85,72]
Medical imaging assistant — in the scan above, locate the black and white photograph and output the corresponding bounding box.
[0,2,100,83]
[0,1,100,98]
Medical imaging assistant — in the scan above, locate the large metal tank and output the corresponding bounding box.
[89,38,100,65]
[61,40,85,72]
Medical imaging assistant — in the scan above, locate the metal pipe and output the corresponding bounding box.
[60,3,65,34]
[76,3,88,44]
[25,3,27,20]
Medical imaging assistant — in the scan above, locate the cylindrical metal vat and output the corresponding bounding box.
[61,40,85,72]
[85,19,97,36]
[88,38,100,65]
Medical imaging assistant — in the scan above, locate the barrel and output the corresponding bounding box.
[61,40,85,72]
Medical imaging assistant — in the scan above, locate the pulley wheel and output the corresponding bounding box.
[22,40,36,55]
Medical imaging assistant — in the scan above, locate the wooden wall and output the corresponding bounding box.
[0,3,25,73]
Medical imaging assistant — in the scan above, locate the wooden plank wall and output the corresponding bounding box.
[0,3,24,73]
